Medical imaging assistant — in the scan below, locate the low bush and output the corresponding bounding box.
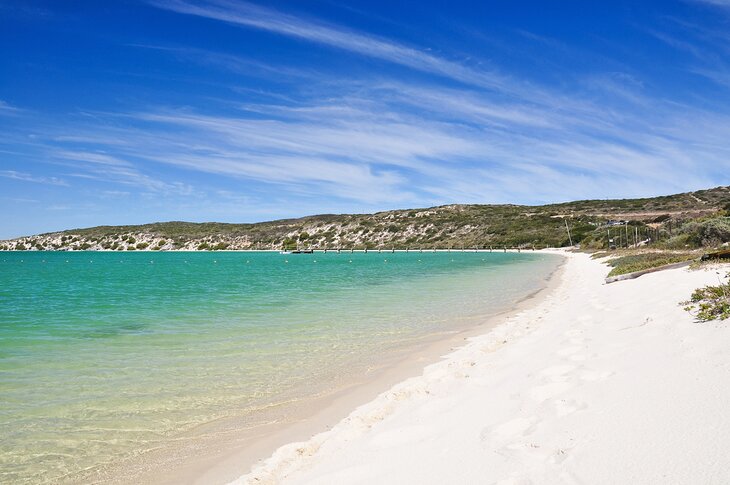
[606,252,697,277]
[683,273,730,321]
[677,217,730,248]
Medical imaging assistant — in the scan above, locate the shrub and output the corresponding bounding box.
[606,252,696,277]
[79,242,91,250]
[136,242,149,250]
[697,218,730,247]
[16,243,27,250]
[678,217,730,248]
[682,273,730,321]
[281,238,297,250]
[197,242,210,250]
[661,233,694,249]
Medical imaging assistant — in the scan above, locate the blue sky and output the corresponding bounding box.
[2,0,730,238]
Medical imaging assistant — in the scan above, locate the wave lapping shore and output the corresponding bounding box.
[235,251,730,485]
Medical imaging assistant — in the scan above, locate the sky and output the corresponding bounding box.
[2,1,730,238]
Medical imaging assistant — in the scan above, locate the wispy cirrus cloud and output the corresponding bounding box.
[128,43,317,82]
[0,100,22,115]
[29,73,725,208]
[52,150,196,195]
[149,0,517,94]
[690,0,730,7]
[0,170,68,186]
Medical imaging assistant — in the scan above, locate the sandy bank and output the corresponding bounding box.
[234,251,730,485]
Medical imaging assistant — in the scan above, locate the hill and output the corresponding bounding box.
[2,186,730,251]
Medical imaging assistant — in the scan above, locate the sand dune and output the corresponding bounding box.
[234,251,730,485]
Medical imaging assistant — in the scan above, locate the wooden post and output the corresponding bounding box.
[565,218,573,247]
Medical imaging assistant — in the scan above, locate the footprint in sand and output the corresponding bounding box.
[368,424,432,448]
[495,475,534,485]
[564,329,584,338]
[553,398,588,417]
[579,369,614,382]
[549,447,573,465]
[557,346,583,357]
[568,353,588,362]
[540,364,577,382]
[481,416,537,444]
[590,298,611,311]
[528,382,573,402]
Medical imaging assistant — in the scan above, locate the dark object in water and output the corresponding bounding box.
[701,249,730,261]
[291,249,314,254]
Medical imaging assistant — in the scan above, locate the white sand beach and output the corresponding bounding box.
[234,251,730,485]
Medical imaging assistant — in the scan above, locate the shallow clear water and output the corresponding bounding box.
[0,250,560,483]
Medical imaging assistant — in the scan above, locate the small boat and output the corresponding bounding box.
[291,249,314,254]
[280,250,292,255]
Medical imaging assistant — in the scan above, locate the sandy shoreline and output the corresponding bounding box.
[79,253,564,484]
[232,251,730,484]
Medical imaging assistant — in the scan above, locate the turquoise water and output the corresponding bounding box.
[0,250,560,483]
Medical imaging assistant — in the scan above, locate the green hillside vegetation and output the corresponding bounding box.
[3,186,730,251]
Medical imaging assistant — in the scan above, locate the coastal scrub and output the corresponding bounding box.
[683,272,730,321]
[605,252,697,277]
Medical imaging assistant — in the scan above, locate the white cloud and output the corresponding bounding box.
[5,1,730,216]
[691,0,730,6]
[0,100,22,115]
[0,170,68,186]
[150,0,517,93]
[35,72,727,208]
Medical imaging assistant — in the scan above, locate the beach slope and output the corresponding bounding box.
[235,252,730,485]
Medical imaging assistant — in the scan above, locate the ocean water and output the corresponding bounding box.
[0,250,561,483]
